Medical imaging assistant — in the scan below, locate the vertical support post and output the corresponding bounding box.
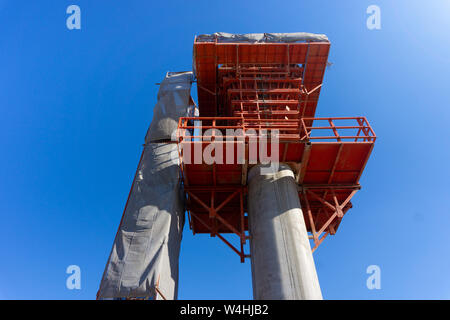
[247,164,322,300]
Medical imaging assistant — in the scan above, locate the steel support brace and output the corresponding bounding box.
[186,188,249,262]
[302,187,358,252]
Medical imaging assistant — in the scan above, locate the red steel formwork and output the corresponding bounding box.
[177,37,376,261]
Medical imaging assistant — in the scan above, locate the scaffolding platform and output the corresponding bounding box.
[178,34,376,261]
[177,116,376,260]
[194,38,330,118]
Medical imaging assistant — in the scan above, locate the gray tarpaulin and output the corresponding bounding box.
[195,32,329,43]
[146,71,194,142]
[98,71,194,300]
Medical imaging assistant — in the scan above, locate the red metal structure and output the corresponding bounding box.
[176,36,376,262]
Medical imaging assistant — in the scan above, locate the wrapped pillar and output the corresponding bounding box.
[97,72,194,300]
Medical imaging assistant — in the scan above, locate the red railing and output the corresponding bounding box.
[177,117,376,143]
[300,117,376,142]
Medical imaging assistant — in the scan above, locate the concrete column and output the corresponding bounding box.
[247,164,322,300]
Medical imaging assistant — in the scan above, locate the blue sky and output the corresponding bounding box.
[0,0,449,299]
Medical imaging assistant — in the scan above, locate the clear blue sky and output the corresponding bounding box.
[1,0,449,300]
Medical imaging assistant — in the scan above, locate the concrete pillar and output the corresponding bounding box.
[247,164,322,300]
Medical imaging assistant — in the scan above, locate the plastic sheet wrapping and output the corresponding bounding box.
[97,71,193,299]
[145,71,194,143]
[98,70,194,299]
[98,143,184,299]
[195,32,329,43]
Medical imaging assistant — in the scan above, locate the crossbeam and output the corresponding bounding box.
[186,188,249,262]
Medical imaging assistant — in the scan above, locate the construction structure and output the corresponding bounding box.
[97,32,376,300]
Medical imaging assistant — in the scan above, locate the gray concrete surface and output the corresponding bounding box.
[247,164,323,300]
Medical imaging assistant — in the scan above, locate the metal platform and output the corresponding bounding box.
[177,117,376,260]
[178,36,376,261]
[194,38,330,118]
